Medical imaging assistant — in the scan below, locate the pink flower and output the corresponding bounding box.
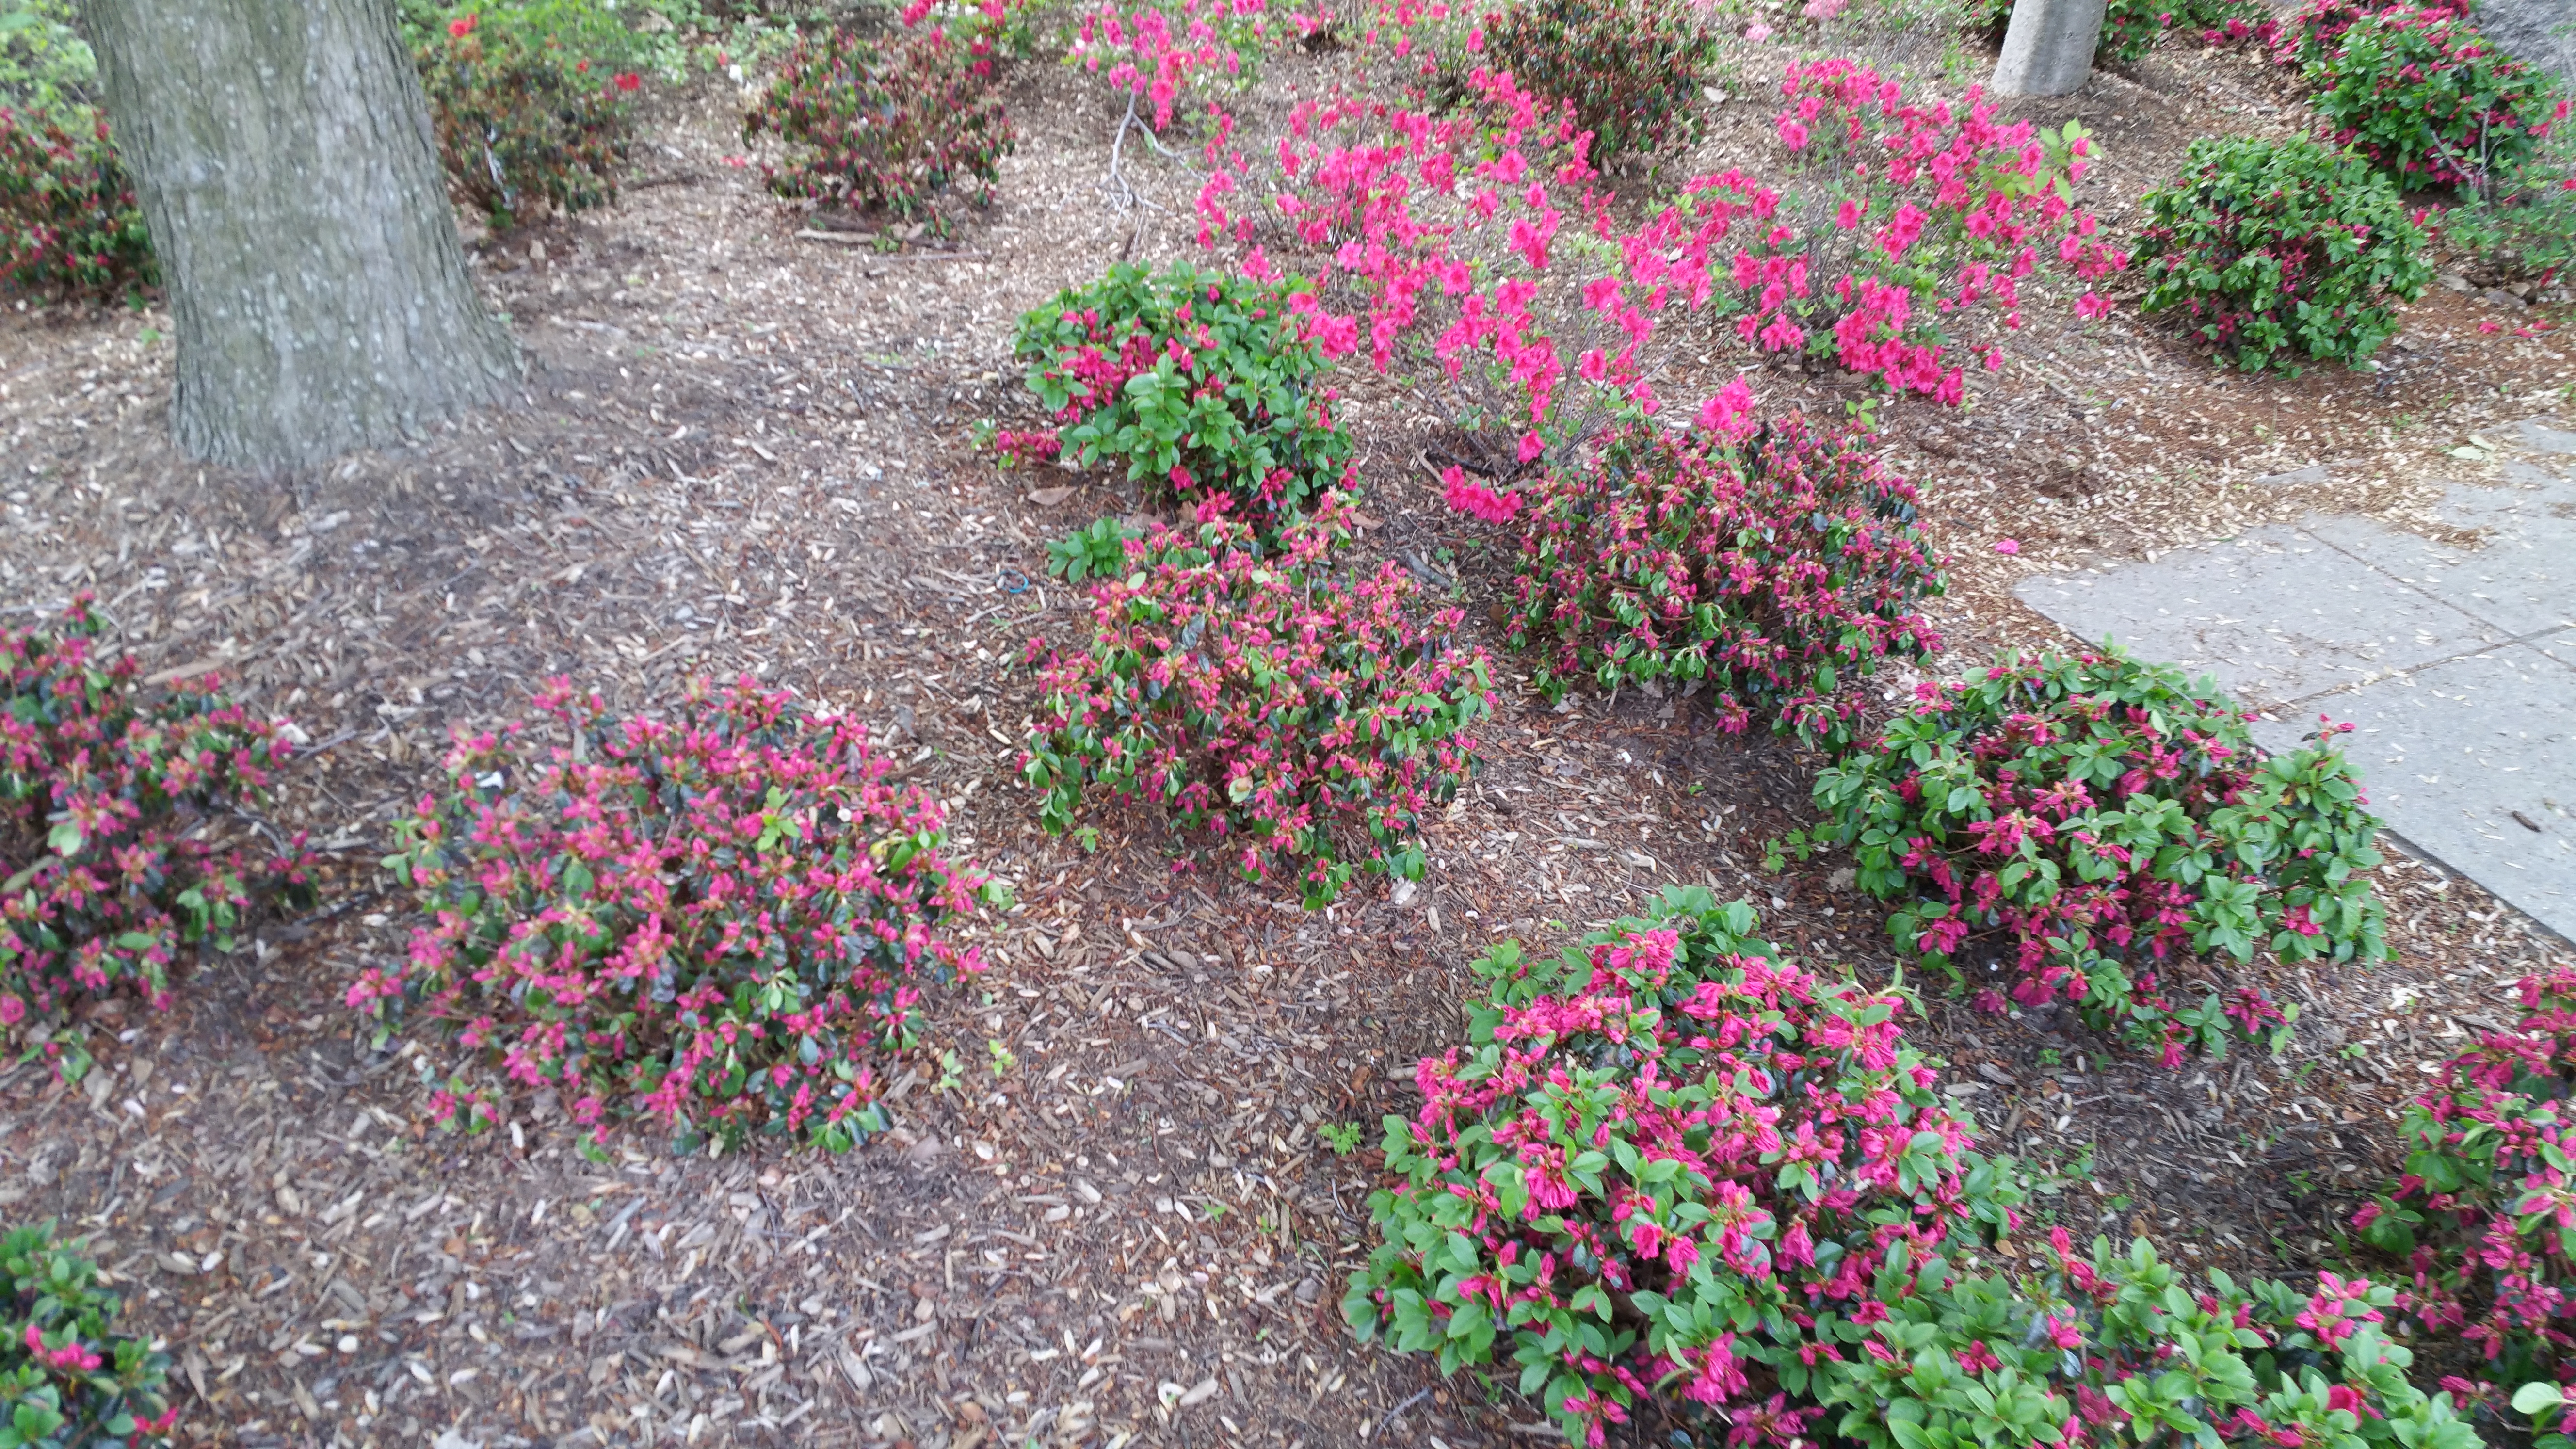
[1993,538,2020,555]
[448,13,477,37]
[1745,21,1774,40]
[1442,467,1521,523]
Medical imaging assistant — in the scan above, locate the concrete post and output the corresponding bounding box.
[1991,0,2109,97]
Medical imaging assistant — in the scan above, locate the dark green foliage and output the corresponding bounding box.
[2137,135,2432,372]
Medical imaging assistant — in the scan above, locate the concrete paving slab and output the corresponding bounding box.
[2512,418,2576,454]
[2302,503,2576,638]
[2015,526,2498,707]
[2246,647,2576,938]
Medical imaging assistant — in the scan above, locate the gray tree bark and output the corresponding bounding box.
[1992,0,2109,97]
[81,0,519,473]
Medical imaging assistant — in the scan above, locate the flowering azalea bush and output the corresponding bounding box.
[1,1221,176,1447]
[2308,6,2567,191]
[2439,134,2576,285]
[1808,646,2387,1065]
[353,676,997,1153]
[415,11,638,228]
[1748,60,2125,398]
[1468,0,1715,165]
[1348,886,2469,1448]
[743,23,1014,230]
[0,105,152,302]
[1022,498,1492,906]
[1349,887,2020,1441]
[1200,55,2121,488]
[1006,261,1356,530]
[2358,966,2576,1389]
[1507,402,1943,750]
[2137,135,2431,373]
[0,600,310,1075]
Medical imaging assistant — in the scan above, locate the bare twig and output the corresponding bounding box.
[1102,91,1184,215]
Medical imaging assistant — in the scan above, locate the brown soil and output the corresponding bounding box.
[0,20,2570,1449]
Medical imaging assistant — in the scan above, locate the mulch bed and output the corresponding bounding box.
[1,24,2571,1449]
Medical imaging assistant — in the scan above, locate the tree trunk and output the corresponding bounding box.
[1991,0,2108,97]
[80,0,518,472]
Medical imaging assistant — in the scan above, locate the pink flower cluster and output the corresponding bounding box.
[0,597,312,1052]
[1022,496,1493,905]
[1746,59,2126,400]
[353,677,991,1153]
[1181,49,2119,465]
[1073,0,1267,130]
[1507,406,1943,748]
[2361,965,2576,1377]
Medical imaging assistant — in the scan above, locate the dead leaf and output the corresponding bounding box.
[1028,486,1075,506]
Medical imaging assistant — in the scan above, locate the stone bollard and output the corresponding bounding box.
[1991,0,2109,96]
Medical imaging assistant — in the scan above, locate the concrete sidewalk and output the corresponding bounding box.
[2015,418,2576,943]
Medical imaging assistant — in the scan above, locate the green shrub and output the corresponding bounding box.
[1349,884,2478,1449]
[2137,134,2432,372]
[1006,261,1357,531]
[2439,132,2576,284]
[1,1222,176,1446]
[743,24,1014,232]
[1808,644,2386,1064]
[1506,410,1943,751]
[0,0,94,112]
[1469,0,1714,164]
[414,10,638,229]
[355,676,998,1154]
[2359,964,2576,1394]
[0,103,150,302]
[2308,6,2568,191]
[1022,499,1491,906]
[1,599,312,1078]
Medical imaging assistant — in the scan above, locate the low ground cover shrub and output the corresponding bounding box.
[743,23,1013,231]
[2441,135,2576,284]
[0,600,308,1074]
[0,105,151,302]
[1,1221,176,1445]
[1466,0,1713,165]
[1348,886,2470,1448]
[2307,6,2567,190]
[1005,261,1356,529]
[1506,404,1942,750]
[2137,134,2432,372]
[1022,498,1490,906]
[415,11,639,229]
[1808,645,2386,1064]
[352,677,997,1153]
[2359,965,2576,1389]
